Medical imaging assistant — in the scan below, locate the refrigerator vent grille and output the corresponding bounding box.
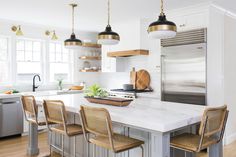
[161,28,207,47]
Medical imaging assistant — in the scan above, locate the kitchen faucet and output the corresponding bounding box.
[33,74,41,92]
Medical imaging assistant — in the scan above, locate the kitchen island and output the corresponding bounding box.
[30,93,222,157]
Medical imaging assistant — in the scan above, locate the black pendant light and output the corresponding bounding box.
[148,0,177,39]
[65,4,82,49]
[97,0,120,45]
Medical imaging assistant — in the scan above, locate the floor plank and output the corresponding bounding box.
[0,133,235,157]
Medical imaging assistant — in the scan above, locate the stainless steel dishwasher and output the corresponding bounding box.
[0,97,23,138]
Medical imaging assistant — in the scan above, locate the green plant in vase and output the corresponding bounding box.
[84,84,108,98]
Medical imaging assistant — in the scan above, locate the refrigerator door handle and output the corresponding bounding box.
[160,55,166,101]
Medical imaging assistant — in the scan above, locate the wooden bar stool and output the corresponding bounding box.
[21,95,55,156]
[79,105,144,157]
[170,105,229,156]
[43,100,83,157]
[22,95,48,126]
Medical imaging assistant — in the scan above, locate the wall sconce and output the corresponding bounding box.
[11,25,24,36]
[45,30,58,40]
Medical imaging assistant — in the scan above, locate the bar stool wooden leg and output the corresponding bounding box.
[87,134,90,157]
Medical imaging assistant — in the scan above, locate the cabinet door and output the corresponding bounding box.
[0,102,23,137]
[185,13,208,30]
[170,12,208,32]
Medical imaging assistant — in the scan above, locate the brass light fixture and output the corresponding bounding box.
[148,0,177,39]
[64,3,82,49]
[11,25,24,36]
[97,0,120,45]
[45,30,58,40]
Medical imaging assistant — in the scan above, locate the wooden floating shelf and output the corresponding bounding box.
[79,56,101,60]
[82,43,101,48]
[79,69,100,72]
[107,49,149,57]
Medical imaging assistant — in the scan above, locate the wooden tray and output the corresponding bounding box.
[85,97,133,107]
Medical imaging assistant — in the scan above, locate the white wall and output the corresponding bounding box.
[223,14,236,145]
[207,5,236,145]
[207,6,225,106]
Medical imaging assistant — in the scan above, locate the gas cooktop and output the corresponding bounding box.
[110,89,153,93]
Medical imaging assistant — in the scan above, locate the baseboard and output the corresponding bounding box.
[224,132,236,145]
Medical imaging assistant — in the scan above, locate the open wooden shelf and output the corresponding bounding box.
[107,49,149,57]
[82,43,101,48]
[79,69,100,72]
[79,56,101,60]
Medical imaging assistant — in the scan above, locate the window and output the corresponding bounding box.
[16,39,42,83]
[49,42,73,82]
[0,37,9,84]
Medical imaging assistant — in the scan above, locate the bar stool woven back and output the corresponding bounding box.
[22,95,38,118]
[80,105,113,137]
[43,100,67,125]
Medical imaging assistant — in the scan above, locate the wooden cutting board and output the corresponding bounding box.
[135,70,151,90]
[130,67,136,89]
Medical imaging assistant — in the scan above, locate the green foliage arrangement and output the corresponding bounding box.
[84,84,108,98]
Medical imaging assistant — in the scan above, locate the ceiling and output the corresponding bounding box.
[0,0,233,32]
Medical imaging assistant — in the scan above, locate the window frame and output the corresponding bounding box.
[15,37,44,84]
[48,41,74,83]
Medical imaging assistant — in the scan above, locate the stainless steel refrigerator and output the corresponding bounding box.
[161,28,207,105]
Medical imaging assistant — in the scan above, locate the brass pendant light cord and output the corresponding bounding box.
[70,4,77,34]
[72,5,75,33]
[160,0,164,16]
[108,0,110,26]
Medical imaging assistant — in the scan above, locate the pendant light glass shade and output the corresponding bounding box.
[97,0,120,45]
[64,4,82,49]
[148,0,177,39]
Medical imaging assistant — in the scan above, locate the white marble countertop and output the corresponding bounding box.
[0,90,83,99]
[0,93,21,99]
[35,93,206,133]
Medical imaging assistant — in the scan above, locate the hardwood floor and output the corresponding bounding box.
[0,133,235,157]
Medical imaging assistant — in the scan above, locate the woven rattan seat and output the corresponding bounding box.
[171,133,218,152]
[51,124,83,136]
[90,133,144,153]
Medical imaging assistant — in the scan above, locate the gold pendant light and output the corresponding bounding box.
[148,0,177,39]
[64,4,82,49]
[97,0,120,45]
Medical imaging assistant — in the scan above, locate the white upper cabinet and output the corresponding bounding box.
[169,12,208,32]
